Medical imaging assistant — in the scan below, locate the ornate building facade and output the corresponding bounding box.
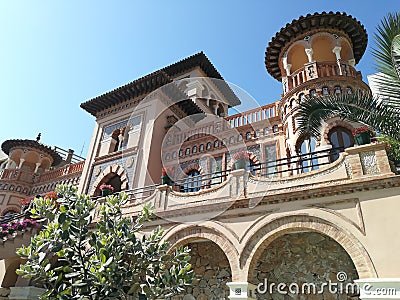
[1,11,400,300]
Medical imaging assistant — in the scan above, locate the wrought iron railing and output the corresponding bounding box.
[252,147,345,178]
[171,170,231,193]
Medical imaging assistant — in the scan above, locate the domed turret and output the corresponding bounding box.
[265,11,370,160]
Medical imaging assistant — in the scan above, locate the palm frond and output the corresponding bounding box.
[296,92,400,141]
[372,12,400,105]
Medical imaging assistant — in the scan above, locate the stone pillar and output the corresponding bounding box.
[18,159,25,169]
[282,57,292,76]
[230,169,248,198]
[355,278,400,299]
[332,46,342,60]
[213,104,218,115]
[305,48,313,62]
[227,282,257,300]
[33,162,41,174]
[345,142,394,178]
[153,184,169,211]
[6,159,13,169]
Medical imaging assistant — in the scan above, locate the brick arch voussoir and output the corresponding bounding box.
[89,163,128,196]
[165,225,241,281]
[182,163,203,176]
[227,151,260,170]
[241,215,376,283]
[323,120,355,143]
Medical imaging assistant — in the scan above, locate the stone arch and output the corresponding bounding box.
[181,163,204,176]
[339,37,354,61]
[9,149,23,168]
[241,214,377,282]
[285,40,308,73]
[89,164,128,196]
[309,32,337,62]
[164,225,241,281]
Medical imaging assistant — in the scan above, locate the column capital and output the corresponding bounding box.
[305,48,313,62]
[332,46,342,60]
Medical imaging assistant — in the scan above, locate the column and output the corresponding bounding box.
[305,48,313,62]
[227,282,257,300]
[34,162,41,173]
[18,159,25,169]
[6,159,13,169]
[332,46,342,60]
[282,56,292,76]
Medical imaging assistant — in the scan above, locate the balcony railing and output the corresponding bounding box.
[226,103,277,128]
[252,147,345,178]
[284,60,361,93]
[0,169,35,184]
[36,161,85,183]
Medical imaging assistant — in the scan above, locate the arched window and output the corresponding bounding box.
[290,99,297,108]
[334,86,342,94]
[328,126,354,160]
[179,150,183,157]
[229,136,235,144]
[172,151,177,159]
[192,146,197,154]
[206,142,212,150]
[246,132,252,140]
[310,89,317,97]
[214,140,219,148]
[165,153,171,160]
[199,144,204,152]
[185,148,190,155]
[183,169,201,192]
[222,138,227,146]
[299,93,306,102]
[255,129,260,138]
[272,125,279,133]
[264,127,269,136]
[322,87,329,95]
[238,134,243,142]
[346,87,353,95]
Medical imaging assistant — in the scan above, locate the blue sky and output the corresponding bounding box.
[0,1,398,158]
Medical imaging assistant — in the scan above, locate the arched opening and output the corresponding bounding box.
[95,173,122,196]
[251,232,359,299]
[311,35,336,62]
[287,43,308,73]
[174,240,232,299]
[328,126,354,160]
[341,40,354,62]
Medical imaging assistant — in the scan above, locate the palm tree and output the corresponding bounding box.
[372,12,400,105]
[296,12,400,141]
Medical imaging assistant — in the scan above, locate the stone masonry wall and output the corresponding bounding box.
[174,241,231,300]
[253,232,358,300]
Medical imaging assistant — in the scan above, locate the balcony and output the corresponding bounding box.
[120,142,397,219]
[284,60,362,94]
[0,169,35,184]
